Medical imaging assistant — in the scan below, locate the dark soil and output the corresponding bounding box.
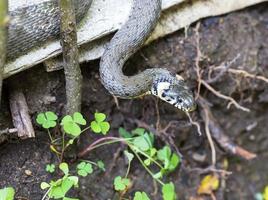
[0,2,268,200]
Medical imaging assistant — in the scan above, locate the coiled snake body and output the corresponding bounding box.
[8,0,196,112]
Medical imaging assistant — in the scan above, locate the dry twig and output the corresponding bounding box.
[213,67,268,83]
[200,79,250,112]
[194,22,203,99]
[203,108,216,166]
[199,98,256,160]
[59,0,82,114]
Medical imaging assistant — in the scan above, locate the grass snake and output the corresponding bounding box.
[8,0,196,112]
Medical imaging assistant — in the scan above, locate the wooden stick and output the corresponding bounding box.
[9,82,35,138]
[59,0,82,114]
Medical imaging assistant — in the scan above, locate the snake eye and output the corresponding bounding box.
[178,98,182,103]
[162,92,167,98]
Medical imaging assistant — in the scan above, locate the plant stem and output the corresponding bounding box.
[47,129,53,142]
[58,0,82,114]
[129,145,164,186]
[78,137,131,157]
[125,161,131,178]
[128,144,164,170]
[60,131,66,162]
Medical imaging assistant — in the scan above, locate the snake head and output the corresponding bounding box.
[151,74,196,112]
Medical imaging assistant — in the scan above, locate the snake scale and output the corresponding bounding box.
[8,0,196,112]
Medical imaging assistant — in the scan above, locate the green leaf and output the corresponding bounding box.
[59,163,69,175]
[124,150,134,163]
[119,127,132,138]
[162,182,176,200]
[157,146,180,172]
[90,121,101,133]
[152,171,163,179]
[67,176,79,187]
[157,146,171,162]
[49,185,65,199]
[132,128,145,136]
[61,113,87,136]
[100,122,110,135]
[97,161,105,171]
[73,112,86,125]
[77,162,93,177]
[133,135,152,151]
[62,120,81,136]
[0,187,15,200]
[134,191,150,200]
[36,112,58,129]
[61,178,74,194]
[40,182,50,190]
[113,176,130,191]
[46,111,58,121]
[94,113,106,122]
[90,113,110,135]
[46,164,56,173]
[168,153,180,171]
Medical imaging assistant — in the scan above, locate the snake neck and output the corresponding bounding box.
[99,0,162,98]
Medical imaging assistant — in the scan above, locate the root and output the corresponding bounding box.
[199,98,256,160]
[200,80,250,112]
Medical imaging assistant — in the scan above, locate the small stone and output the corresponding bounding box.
[192,152,206,162]
[25,169,32,176]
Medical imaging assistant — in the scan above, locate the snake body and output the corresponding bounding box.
[8,0,195,112]
[7,0,92,59]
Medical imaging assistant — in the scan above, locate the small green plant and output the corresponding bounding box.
[162,182,176,200]
[0,187,15,200]
[90,113,110,135]
[134,191,150,200]
[76,161,93,177]
[46,164,56,173]
[37,111,179,199]
[36,111,110,161]
[41,163,79,200]
[113,127,180,199]
[37,111,58,129]
[113,176,131,191]
[61,112,87,136]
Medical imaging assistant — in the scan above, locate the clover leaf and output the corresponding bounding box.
[133,133,153,152]
[46,164,56,173]
[0,187,15,200]
[36,111,58,129]
[59,162,69,175]
[61,112,86,136]
[41,162,80,200]
[113,176,130,191]
[134,191,150,200]
[90,112,110,135]
[162,182,176,200]
[97,161,105,171]
[77,162,93,177]
[119,127,132,138]
[157,146,180,172]
[124,150,134,163]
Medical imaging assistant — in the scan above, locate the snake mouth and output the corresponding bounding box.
[151,78,196,112]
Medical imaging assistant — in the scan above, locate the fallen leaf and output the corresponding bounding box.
[197,174,219,195]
